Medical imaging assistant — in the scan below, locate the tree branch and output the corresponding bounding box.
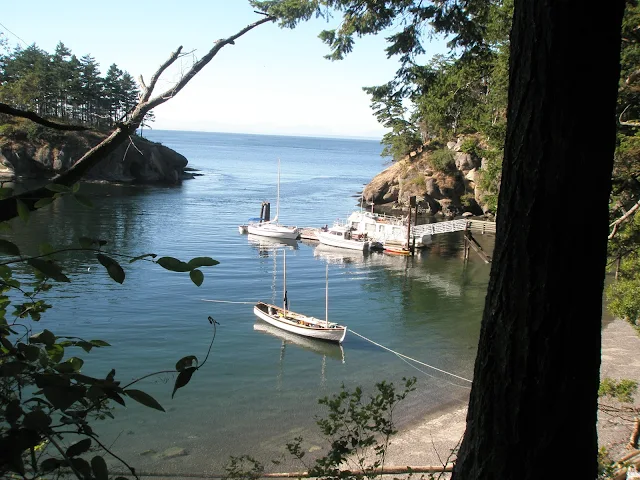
[0,102,89,131]
[609,198,640,239]
[0,13,275,224]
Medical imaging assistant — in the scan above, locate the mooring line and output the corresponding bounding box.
[200,299,256,305]
[348,329,473,384]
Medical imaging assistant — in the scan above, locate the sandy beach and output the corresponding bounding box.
[380,318,640,473]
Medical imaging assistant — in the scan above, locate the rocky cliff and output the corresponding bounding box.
[363,136,494,218]
[0,130,193,185]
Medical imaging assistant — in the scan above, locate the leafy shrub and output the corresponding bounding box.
[599,377,638,403]
[225,378,419,480]
[429,148,456,173]
[460,138,480,157]
[409,174,427,189]
[607,251,640,330]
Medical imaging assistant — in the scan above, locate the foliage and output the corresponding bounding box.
[459,138,480,157]
[599,378,638,404]
[0,185,219,479]
[607,3,640,332]
[225,378,418,480]
[606,255,640,329]
[409,174,426,190]
[476,148,503,213]
[597,447,617,480]
[224,455,265,480]
[251,0,512,213]
[0,41,154,129]
[428,149,456,174]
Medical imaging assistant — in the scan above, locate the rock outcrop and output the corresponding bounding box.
[0,131,193,185]
[363,136,491,218]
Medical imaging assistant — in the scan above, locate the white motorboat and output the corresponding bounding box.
[316,224,370,252]
[253,251,347,344]
[346,210,432,248]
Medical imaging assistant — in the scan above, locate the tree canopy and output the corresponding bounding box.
[0,42,140,128]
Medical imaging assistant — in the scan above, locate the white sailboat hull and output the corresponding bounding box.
[317,230,369,251]
[254,302,347,344]
[247,222,299,240]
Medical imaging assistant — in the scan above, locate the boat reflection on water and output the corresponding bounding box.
[313,243,463,298]
[247,234,298,257]
[254,319,345,389]
[253,320,345,364]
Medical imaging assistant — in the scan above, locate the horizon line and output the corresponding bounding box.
[147,128,383,142]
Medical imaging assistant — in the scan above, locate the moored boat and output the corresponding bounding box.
[253,251,347,344]
[317,224,370,252]
[243,160,299,240]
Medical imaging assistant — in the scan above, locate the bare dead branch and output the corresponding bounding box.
[0,102,89,131]
[609,198,640,239]
[144,15,275,111]
[140,46,184,103]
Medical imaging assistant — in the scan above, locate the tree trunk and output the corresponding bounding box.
[452,2,625,479]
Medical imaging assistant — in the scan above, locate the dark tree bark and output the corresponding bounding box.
[0,103,89,131]
[452,1,625,479]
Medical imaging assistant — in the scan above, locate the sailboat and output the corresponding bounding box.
[245,160,300,240]
[253,251,348,344]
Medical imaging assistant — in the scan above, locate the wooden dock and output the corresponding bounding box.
[299,218,495,262]
[299,227,320,241]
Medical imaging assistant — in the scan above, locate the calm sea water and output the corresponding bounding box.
[5,131,492,474]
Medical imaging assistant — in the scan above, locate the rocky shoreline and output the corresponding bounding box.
[381,318,640,475]
[0,131,194,185]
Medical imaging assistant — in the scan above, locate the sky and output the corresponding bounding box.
[1,1,448,139]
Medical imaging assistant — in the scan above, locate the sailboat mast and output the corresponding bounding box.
[325,264,329,328]
[283,249,287,315]
[274,159,280,223]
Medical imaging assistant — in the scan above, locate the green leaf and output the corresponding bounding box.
[73,194,94,208]
[90,339,111,347]
[30,329,56,347]
[0,239,20,256]
[129,253,157,263]
[23,410,51,430]
[5,399,23,425]
[0,222,11,232]
[0,361,27,376]
[46,344,65,363]
[66,438,91,458]
[39,243,55,256]
[124,389,165,412]
[91,455,109,480]
[70,458,92,478]
[54,357,84,373]
[172,367,196,398]
[77,341,93,353]
[190,269,204,287]
[42,385,85,411]
[187,257,220,269]
[34,197,54,209]
[0,264,12,279]
[72,182,80,193]
[22,344,41,362]
[176,355,198,371]
[46,183,72,193]
[40,458,63,473]
[27,258,70,282]
[96,254,125,284]
[16,199,30,223]
[0,187,13,199]
[157,256,191,272]
[78,236,93,248]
